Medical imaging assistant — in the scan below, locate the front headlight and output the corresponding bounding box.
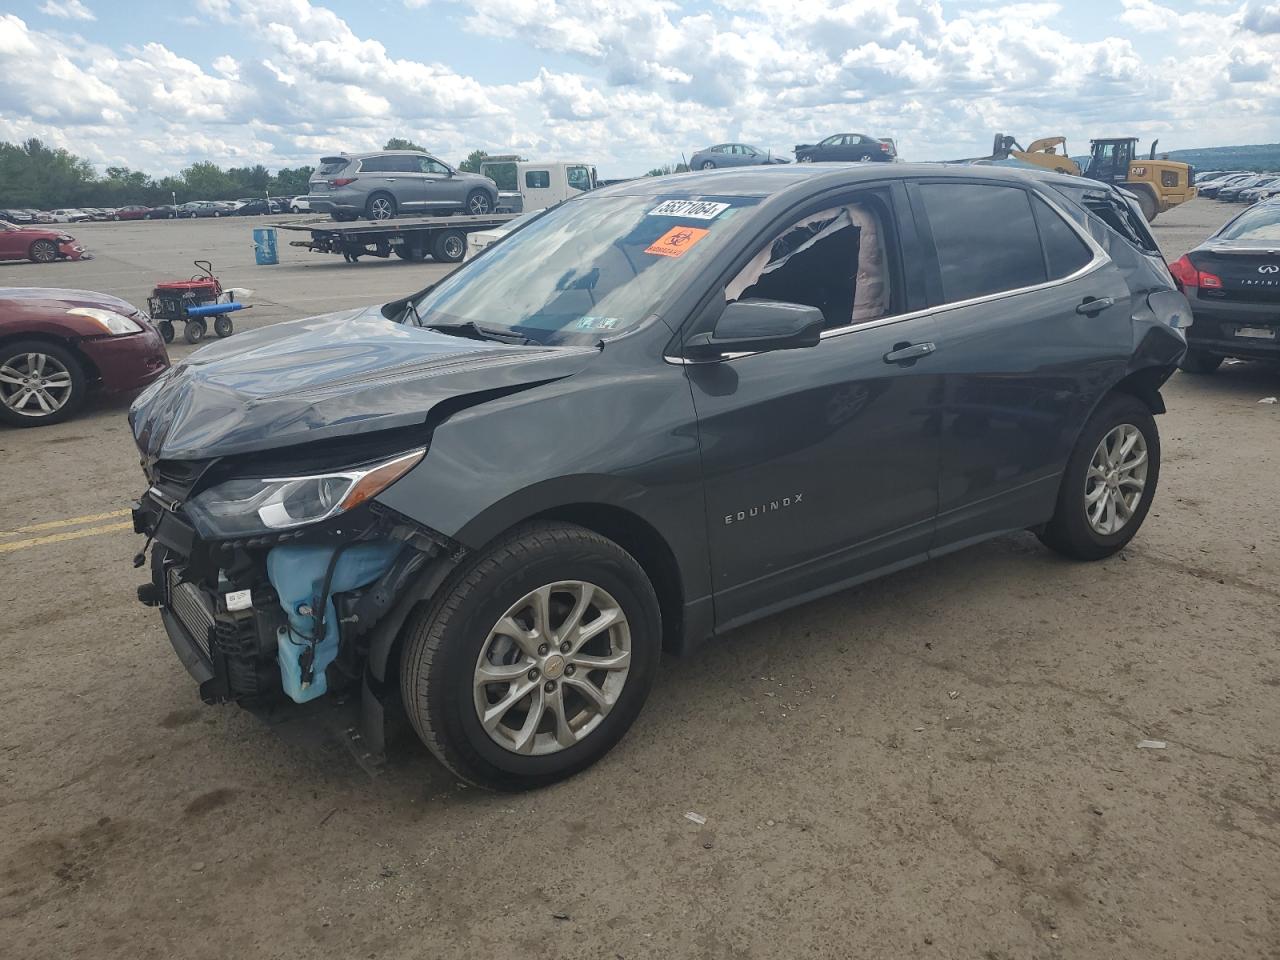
[67,307,142,336]
[182,449,425,539]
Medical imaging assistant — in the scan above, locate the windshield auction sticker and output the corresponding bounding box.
[645,226,711,258]
[649,200,730,219]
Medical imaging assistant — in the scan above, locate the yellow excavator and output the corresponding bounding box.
[982,133,1197,221]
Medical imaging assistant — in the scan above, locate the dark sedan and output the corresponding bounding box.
[145,205,178,219]
[1170,198,1280,371]
[795,133,897,163]
[235,198,286,216]
[0,288,169,426]
[130,163,1187,790]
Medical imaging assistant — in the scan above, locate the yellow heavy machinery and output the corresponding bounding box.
[984,133,1197,221]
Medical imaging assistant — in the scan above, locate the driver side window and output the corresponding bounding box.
[725,192,896,330]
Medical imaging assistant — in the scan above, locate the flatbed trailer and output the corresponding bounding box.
[272,213,518,264]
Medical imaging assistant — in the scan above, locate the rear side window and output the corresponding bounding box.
[525,170,551,189]
[1032,196,1093,279]
[359,155,393,172]
[918,182,1046,303]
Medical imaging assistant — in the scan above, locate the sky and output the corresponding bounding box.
[1,0,1278,179]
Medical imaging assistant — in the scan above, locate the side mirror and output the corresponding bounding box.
[684,299,824,360]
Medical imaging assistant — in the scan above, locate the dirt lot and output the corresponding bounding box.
[1,200,1277,959]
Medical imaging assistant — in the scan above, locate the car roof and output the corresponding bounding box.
[591,161,1085,201]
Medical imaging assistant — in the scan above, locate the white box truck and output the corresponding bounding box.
[480,160,598,214]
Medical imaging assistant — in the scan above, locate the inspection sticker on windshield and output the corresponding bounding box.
[649,200,730,220]
[645,226,710,258]
[575,316,621,330]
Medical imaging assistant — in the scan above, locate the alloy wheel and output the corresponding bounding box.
[1085,423,1148,535]
[370,197,394,220]
[30,240,57,263]
[0,352,74,418]
[468,193,491,215]
[473,581,631,756]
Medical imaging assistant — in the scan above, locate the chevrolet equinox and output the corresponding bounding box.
[131,164,1190,790]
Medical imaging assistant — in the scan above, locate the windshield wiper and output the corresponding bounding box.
[425,320,535,345]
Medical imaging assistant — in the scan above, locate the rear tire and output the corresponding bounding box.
[432,229,467,263]
[213,316,234,338]
[1178,348,1223,374]
[0,340,87,427]
[184,319,206,345]
[395,239,428,262]
[366,192,396,221]
[400,522,661,791]
[1038,393,1160,561]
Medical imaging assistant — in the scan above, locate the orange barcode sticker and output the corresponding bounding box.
[645,226,710,258]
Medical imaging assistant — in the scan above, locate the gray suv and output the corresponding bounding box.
[306,150,499,221]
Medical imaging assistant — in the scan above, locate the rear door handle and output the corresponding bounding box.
[1076,296,1116,315]
[883,341,936,364]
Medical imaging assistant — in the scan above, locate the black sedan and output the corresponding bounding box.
[1170,198,1280,371]
[794,133,896,163]
[235,198,286,216]
[145,205,178,219]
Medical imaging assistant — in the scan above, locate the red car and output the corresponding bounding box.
[0,288,170,427]
[114,205,152,221]
[0,220,91,263]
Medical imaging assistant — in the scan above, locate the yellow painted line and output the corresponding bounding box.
[0,509,131,538]
[0,521,133,554]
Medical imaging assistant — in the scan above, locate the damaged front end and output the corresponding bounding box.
[133,447,461,758]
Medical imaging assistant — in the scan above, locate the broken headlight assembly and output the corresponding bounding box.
[183,449,425,538]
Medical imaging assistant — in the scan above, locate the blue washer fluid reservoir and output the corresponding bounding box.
[266,542,401,703]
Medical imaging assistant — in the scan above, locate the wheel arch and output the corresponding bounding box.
[1111,364,1170,415]
[0,331,99,383]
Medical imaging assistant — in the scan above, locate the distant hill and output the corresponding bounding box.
[1162,144,1280,172]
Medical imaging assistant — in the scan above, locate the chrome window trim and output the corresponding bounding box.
[667,185,1111,364]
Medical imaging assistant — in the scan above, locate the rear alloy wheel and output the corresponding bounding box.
[466,191,492,215]
[1038,393,1160,560]
[29,239,58,263]
[366,193,397,221]
[401,522,661,791]
[1178,348,1224,375]
[0,341,86,427]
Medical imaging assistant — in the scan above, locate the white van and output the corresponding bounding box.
[480,160,597,214]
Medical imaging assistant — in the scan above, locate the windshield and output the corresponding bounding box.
[409,194,757,345]
[1218,204,1280,242]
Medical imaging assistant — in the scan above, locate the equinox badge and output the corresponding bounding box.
[725,493,804,525]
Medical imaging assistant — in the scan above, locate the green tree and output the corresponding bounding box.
[384,137,427,152]
[458,149,490,174]
[180,160,236,200]
[270,166,314,196]
[644,163,690,177]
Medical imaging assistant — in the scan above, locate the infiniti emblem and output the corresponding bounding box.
[1260,264,1280,274]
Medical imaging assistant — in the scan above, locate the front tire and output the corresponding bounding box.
[400,522,661,791]
[1178,348,1223,374]
[0,340,86,427]
[700,161,716,170]
[29,240,58,263]
[1038,394,1160,561]
[184,318,206,344]
[466,190,492,215]
[1135,188,1158,222]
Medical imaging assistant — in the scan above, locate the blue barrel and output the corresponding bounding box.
[253,227,278,265]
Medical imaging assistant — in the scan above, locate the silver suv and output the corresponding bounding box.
[306,151,499,221]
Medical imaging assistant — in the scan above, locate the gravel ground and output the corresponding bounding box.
[1,199,1277,959]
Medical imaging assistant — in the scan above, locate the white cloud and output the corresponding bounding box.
[37,0,95,21]
[2,0,1279,180]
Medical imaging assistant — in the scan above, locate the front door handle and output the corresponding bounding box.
[1076,296,1116,315]
[883,341,936,364]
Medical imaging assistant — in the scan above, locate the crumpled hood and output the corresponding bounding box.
[130,304,596,460]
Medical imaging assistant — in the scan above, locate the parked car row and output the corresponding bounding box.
[0,197,311,224]
[1194,171,1280,203]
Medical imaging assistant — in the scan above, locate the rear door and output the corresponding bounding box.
[906,178,1133,549]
